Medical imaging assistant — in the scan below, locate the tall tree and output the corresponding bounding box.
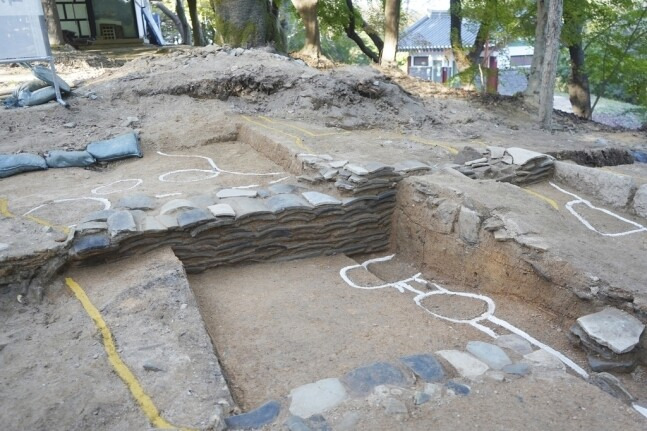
[154,1,188,44]
[176,0,192,44]
[41,0,64,46]
[563,2,591,119]
[211,0,279,47]
[381,0,401,65]
[187,0,206,46]
[538,0,564,129]
[526,0,547,101]
[292,0,321,58]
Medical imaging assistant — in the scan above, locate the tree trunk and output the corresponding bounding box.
[292,0,321,58]
[526,0,547,101]
[187,0,205,46]
[450,0,470,71]
[538,0,564,129]
[344,0,380,63]
[568,40,592,119]
[211,0,273,48]
[154,1,186,43]
[41,0,64,47]
[176,0,192,44]
[381,0,401,66]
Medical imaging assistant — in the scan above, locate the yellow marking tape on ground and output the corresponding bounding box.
[24,214,71,235]
[258,116,350,137]
[522,188,559,211]
[66,278,196,431]
[241,115,314,153]
[406,135,459,155]
[0,198,14,218]
[1,197,69,233]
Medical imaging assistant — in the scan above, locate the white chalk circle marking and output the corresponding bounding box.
[550,182,647,237]
[157,151,283,183]
[158,169,220,183]
[91,179,143,195]
[340,254,589,378]
[23,197,111,217]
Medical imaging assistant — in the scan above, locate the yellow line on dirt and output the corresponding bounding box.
[24,214,71,235]
[258,115,350,137]
[1,197,69,233]
[65,278,196,431]
[406,135,459,155]
[241,115,314,153]
[522,188,559,211]
[0,198,14,218]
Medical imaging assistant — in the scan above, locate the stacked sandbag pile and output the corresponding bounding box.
[3,65,71,108]
[296,154,432,195]
[70,185,396,273]
[0,132,141,178]
[453,146,555,185]
[569,307,645,373]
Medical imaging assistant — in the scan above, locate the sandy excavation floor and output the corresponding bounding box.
[189,254,645,430]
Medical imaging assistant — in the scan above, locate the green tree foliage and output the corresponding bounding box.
[584,1,647,109]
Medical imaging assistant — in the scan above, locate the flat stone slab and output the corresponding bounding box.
[495,334,534,355]
[502,363,531,376]
[505,147,550,165]
[466,341,512,370]
[115,194,155,210]
[208,203,236,218]
[576,308,645,354]
[393,160,431,173]
[81,209,116,223]
[75,221,107,235]
[523,349,565,370]
[160,199,197,215]
[445,380,470,396]
[107,211,136,237]
[345,163,369,176]
[588,355,638,373]
[266,194,312,213]
[71,233,110,255]
[301,191,341,207]
[216,188,258,199]
[155,214,179,228]
[141,216,166,233]
[289,378,348,418]
[268,183,298,194]
[436,350,489,379]
[341,362,408,397]
[225,197,272,218]
[177,208,212,228]
[224,400,281,429]
[400,354,445,382]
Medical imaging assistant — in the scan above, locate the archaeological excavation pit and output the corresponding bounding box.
[2,120,647,430]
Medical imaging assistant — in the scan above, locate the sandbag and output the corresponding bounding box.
[45,150,96,168]
[31,65,71,93]
[4,81,54,108]
[18,86,57,107]
[12,80,49,98]
[86,132,143,162]
[0,153,48,178]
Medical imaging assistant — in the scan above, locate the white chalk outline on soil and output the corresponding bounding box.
[340,254,589,379]
[91,179,143,195]
[157,151,284,183]
[549,182,647,237]
[23,197,111,227]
